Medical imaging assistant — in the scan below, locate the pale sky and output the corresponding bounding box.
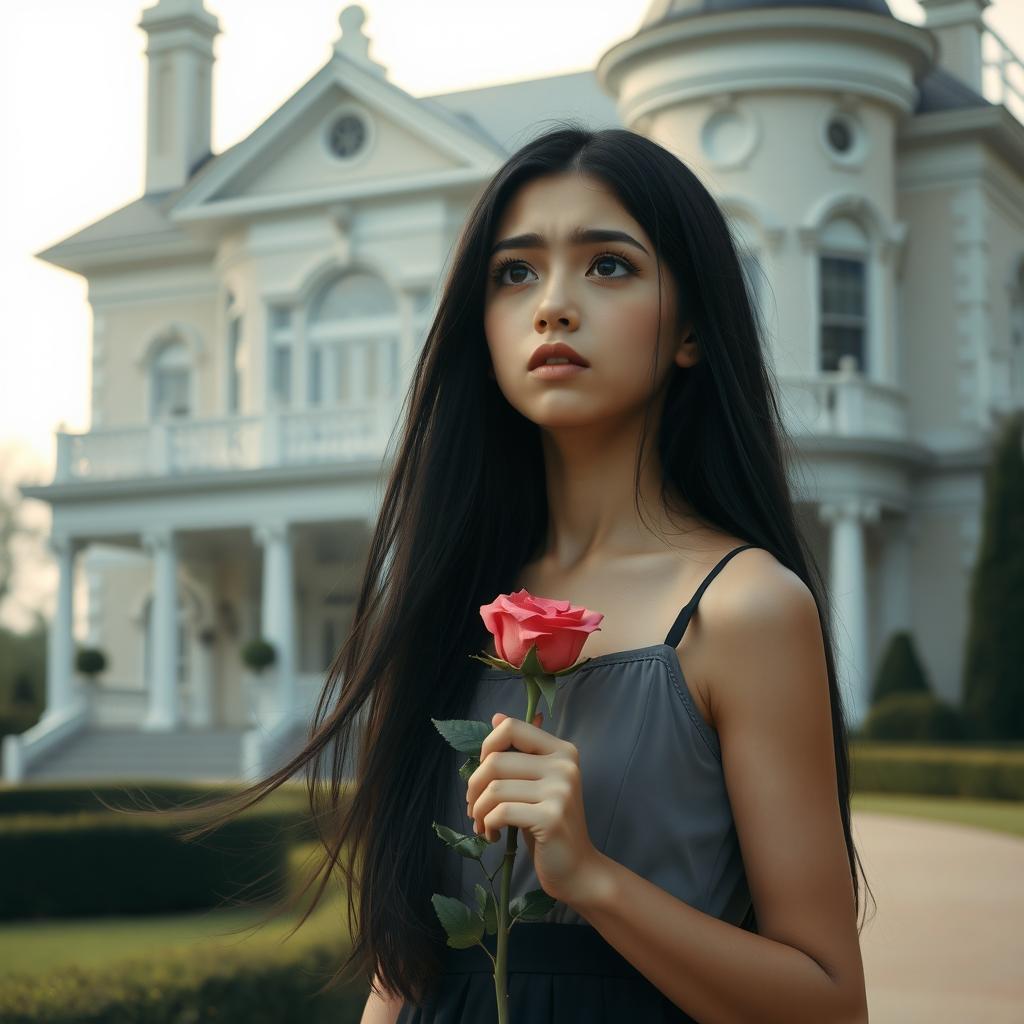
[0,0,1022,477]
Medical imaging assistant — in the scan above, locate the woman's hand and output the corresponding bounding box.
[465,710,603,907]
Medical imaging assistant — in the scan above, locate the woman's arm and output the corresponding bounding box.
[569,567,869,1024]
[359,972,403,1024]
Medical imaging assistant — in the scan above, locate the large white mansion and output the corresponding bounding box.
[5,0,1023,782]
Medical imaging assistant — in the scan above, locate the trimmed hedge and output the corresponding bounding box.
[871,631,930,705]
[0,912,368,1023]
[851,742,1024,800]
[0,805,316,920]
[0,780,309,818]
[860,691,968,742]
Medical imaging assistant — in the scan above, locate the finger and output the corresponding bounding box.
[470,780,540,839]
[482,714,553,764]
[466,751,546,809]
[481,800,548,841]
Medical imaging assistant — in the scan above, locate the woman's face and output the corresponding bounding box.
[483,171,696,428]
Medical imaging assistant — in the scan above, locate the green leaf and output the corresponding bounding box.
[469,652,516,671]
[509,888,557,923]
[432,821,489,859]
[474,883,498,935]
[457,755,481,782]
[431,894,485,949]
[431,718,492,755]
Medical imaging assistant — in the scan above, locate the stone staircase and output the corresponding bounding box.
[23,727,249,782]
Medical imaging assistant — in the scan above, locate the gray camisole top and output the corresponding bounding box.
[436,543,757,929]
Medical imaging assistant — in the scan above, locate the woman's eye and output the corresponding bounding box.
[490,253,635,287]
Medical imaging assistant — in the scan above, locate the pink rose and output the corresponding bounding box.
[480,590,604,673]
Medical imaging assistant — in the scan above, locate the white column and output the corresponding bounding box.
[819,499,880,730]
[142,529,180,731]
[254,522,296,722]
[43,535,82,721]
[190,629,216,728]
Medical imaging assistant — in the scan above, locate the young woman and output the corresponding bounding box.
[174,124,874,1023]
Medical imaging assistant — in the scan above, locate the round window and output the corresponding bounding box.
[826,117,853,154]
[328,113,367,159]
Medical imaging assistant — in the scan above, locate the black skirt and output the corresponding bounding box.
[395,921,698,1023]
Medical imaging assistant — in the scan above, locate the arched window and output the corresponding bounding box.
[818,216,869,373]
[151,339,192,419]
[306,271,399,406]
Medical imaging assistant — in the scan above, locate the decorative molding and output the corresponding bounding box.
[253,522,292,549]
[46,535,78,560]
[332,5,388,78]
[799,191,898,252]
[135,321,206,370]
[699,95,760,171]
[818,498,883,526]
[719,194,786,253]
[950,182,995,433]
[141,529,175,554]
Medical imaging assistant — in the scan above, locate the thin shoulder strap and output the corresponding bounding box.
[664,543,758,648]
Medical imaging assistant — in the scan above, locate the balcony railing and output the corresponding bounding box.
[55,403,399,483]
[779,364,909,442]
[983,23,1024,125]
[52,374,908,486]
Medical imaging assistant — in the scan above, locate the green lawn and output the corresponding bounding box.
[851,791,1024,838]
[1,794,1020,982]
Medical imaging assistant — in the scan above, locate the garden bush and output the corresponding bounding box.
[0,918,368,1023]
[860,691,968,742]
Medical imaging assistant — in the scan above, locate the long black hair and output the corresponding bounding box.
[114,121,874,1010]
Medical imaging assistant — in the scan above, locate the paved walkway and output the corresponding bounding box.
[853,811,1024,1023]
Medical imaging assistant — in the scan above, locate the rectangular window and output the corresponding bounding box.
[309,347,322,405]
[334,342,350,404]
[820,256,867,372]
[272,345,292,407]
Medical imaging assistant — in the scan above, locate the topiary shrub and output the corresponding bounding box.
[871,630,930,705]
[961,409,1024,740]
[860,691,968,742]
[75,647,108,683]
[241,638,276,674]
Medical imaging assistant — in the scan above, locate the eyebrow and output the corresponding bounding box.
[489,227,650,258]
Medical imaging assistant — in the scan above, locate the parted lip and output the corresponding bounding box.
[528,342,589,370]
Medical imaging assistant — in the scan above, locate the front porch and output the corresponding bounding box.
[2,482,380,783]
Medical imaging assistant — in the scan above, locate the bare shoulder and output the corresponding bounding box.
[692,546,822,721]
[704,545,813,617]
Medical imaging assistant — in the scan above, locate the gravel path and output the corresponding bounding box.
[853,810,1024,1023]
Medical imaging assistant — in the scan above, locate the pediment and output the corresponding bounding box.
[170,57,504,221]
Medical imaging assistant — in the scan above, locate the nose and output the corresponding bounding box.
[534,306,578,334]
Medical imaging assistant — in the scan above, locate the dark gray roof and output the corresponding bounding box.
[642,0,893,26]
[913,64,991,115]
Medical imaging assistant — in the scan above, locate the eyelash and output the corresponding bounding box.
[488,249,641,287]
